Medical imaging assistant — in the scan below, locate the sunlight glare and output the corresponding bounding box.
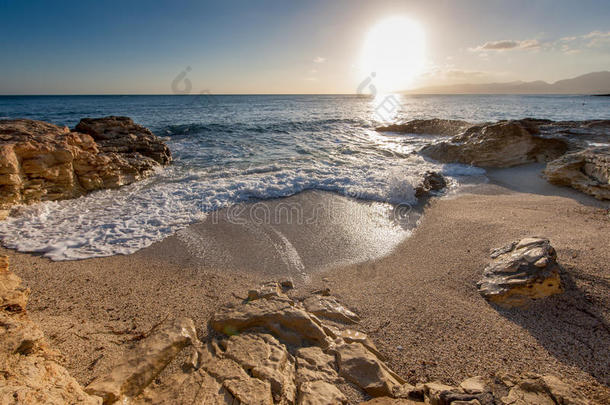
[360,17,426,92]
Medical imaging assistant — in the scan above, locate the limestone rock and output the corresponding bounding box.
[477,237,563,307]
[377,119,472,136]
[0,117,171,210]
[334,342,405,397]
[420,120,568,168]
[543,147,610,200]
[85,317,198,403]
[211,296,331,348]
[302,295,360,324]
[0,255,102,404]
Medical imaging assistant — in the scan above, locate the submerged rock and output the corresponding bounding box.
[377,119,472,136]
[420,120,569,168]
[477,237,563,307]
[414,171,447,198]
[0,117,171,210]
[543,147,610,200]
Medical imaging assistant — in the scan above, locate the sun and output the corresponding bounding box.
[360,17,426,92]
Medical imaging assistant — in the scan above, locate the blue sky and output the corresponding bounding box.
[1,0,609,94]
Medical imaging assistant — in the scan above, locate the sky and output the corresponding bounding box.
[1,0,609,94]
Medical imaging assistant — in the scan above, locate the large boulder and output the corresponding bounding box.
[543,147,610,200]
[0,117,171,210]
[420,121,569,168]
[477,237,563,307]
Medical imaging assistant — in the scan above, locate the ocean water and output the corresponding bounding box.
[0,94,608,260]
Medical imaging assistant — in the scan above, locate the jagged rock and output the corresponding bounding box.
[222,332,296,403]
[420,120,569,167]
[302,295,360,324]
[85,317,198,403]
[0,117,171,210]
[459,376,488,394]
[295,346,340,384]
[360,399,421,404]
[0,255,102,404]
[74,116,171,165]
[248,281,285,301]
[477,237,563,307]
[414,171,447,198]
[377,119,472,136]
[543,147,610,200]
[211,295,331,348]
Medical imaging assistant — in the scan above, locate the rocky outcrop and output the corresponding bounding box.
[477,237,563,307]
[0,255,102,404]
[420,120,569,168]
[0,117,170,210]
[360,372,588,405]
[2,267,590,404]
[543,147,610,200]
[377,119,472,136]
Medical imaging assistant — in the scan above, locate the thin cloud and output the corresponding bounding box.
[559,30,610,53]
[471,39,540,52]
[313,56,326,63]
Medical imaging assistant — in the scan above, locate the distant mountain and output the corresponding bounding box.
[403,71,610,95]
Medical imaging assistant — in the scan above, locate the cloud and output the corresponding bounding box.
[313,56,326,63]
[471,39,540,52]
[559,30,610,53]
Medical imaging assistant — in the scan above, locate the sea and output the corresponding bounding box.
[0,94,608,260]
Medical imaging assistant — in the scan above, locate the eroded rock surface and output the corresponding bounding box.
[477,237,563,307]
[420,120,569,168]
[0,255,102,404]
[85,317,198,403]
[414,171,447,198]
[543,147,610,200]
[0,117,171,210]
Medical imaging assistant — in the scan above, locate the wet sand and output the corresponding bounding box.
[2,166,609,402]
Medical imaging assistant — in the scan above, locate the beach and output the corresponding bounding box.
[3,165,609,403]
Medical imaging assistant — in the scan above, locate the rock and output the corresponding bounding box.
[295,346,340,384]
[222,332,296,403]
[74,116,171,165]
[210,295,331,348]
[248,281,284,301]
[414,171,447,198]
[0,117,171,210]
[543,147,610,200]
[499,374,588,405]
[377,119,472,136]
[477,237,563,307]
[359,399,421,405]
[85,317,198,403]
[302,295,360,324]
[459,376,488,394]
[334,342,406,397]
[297,380,347,405]
[420,120,569,168]
[0,255,102,404]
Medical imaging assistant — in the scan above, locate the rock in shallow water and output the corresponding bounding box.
[477,237,563,307]
[0,117,171,210]
[420,120,569,168]
[543,147,610,200]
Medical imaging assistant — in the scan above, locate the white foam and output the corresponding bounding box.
[0,131,483,261]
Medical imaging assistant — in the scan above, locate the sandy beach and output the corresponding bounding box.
[2,165,609,403]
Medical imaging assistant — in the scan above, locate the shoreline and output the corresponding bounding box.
[2,166,609,403]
